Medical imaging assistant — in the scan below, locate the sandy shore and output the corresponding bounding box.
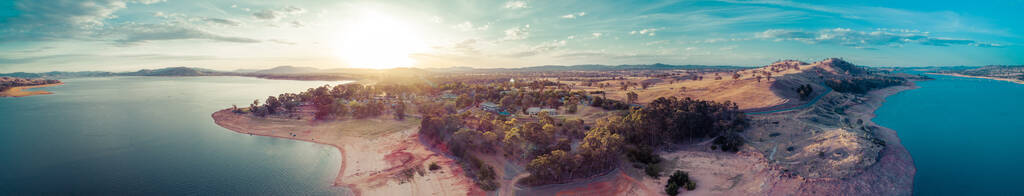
[931,73,1024,85]
[212,109,481,196]
[0,82,64,97]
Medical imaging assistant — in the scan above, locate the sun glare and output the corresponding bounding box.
[334,11,427,69]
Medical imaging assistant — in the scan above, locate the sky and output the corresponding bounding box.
[1,0,1022,72]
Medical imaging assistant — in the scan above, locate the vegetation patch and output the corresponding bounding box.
[665,170,696,196]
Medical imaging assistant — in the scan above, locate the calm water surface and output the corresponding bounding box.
[0,77,350,195]
[874,74,1024,195]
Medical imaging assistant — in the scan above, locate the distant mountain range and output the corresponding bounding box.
[0,63,752,81]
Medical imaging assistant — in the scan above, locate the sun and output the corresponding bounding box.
[333,11,427,69]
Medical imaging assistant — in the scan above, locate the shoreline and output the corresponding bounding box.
[820,81,919,194]
[929,73,1024,85]
[211,109,480,196]
[0,82,64,97]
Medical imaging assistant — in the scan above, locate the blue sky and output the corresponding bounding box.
[0,0,1022,72]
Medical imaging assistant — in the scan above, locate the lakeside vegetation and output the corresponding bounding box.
[0,76,61,92]
[210,57,928,195]
[232,75,749,190]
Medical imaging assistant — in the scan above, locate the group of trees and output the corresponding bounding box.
[618,97,747,147]
[590,96,631,110]
[420,79,748,189]
[442,81,589,115]
[795,84,814,101]
[244,83,416,120]
[0,77,61,92]
[422,82,626,187]
[825,76,905,94]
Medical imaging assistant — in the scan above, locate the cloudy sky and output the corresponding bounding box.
[1,0,1022,72]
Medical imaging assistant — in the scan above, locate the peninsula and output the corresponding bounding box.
[0,77,63,97]
[212,58,920,195]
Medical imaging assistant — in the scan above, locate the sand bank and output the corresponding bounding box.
[931,73,1024,85]
[212,110,481,196]
[0,82,63,97]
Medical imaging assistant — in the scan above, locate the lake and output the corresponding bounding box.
[0,76,351,195]
[874,74,1024,195]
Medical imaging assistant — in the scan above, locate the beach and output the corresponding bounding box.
[930,73,1024,85]
[211,109,481,196]
[0,83,63,97]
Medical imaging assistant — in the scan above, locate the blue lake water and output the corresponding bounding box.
[0,77,350,195]
[874,74,1024,195]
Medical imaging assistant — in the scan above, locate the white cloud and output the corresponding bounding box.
[756,28,1004,48]
[504,1,527,9]
[561,12,586,19]
[131,0,165,4]
[503,25,530,41]
[507,39,566,57]
[645,40,669,46]
[1,0,128,41]
[205,18,242,26]
[113,23,260,45]
[252,6,305,21]
[630,28,660,36]
[592,32,603,38]
[454,21,490,31]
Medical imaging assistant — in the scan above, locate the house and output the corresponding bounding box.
[526,107,558,115]
[440,92,456,100]
[526,107,541,115]
[480,102,501,112]
[540,108,558,115]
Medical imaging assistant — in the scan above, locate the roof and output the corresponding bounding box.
[481,102,499,107]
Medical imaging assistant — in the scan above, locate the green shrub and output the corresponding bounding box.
[665,170,695,195]
[644,164,661,178]
[665,182,680,196]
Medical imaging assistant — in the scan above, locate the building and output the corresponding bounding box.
[440,92,458,100]
[526,107,558,115]
[480,102,501,112]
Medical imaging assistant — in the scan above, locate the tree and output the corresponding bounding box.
[795,84,814,101]
[579,126,624,172]
[265,96,281,114]
[626,91,638,104]
[566,103,578,114]
[665,170,695,196]
[500,95,515,108]
[456,94,473,108]
[394,101,407,120]
[250,99,259,112]
[332,99,349,117]
[732,72,741,80]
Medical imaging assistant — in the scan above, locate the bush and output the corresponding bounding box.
[712,132,744,152]
[666,182,680,196]
[428,162,441,171]
[644,164,661,178]
[794,84,813,100]
[665,170,695,195]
